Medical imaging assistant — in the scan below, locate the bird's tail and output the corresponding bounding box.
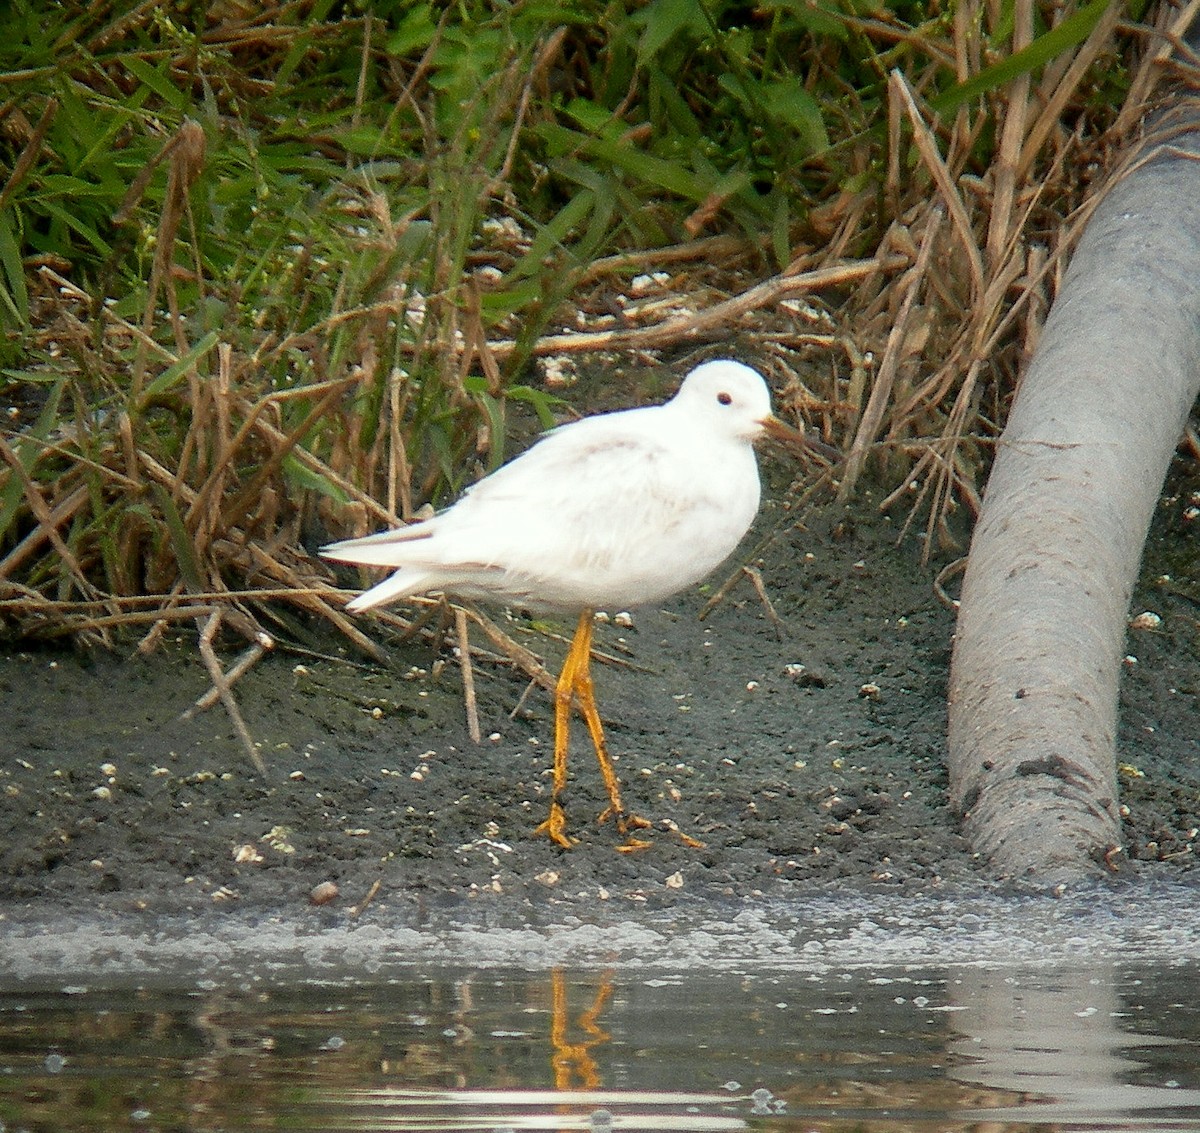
[345,569,433,613]
[320,523,433,567]
[321,525,437,612]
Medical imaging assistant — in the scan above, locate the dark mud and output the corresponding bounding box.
[1,463,1199,930]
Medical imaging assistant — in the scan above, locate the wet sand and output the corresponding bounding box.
[2,454,1198,938]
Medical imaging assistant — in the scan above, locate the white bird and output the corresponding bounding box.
[321,359,828,848]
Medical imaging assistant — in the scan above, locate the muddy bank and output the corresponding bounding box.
[1,467,1198,927]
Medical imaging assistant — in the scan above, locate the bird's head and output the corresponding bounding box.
[674,359,837,461]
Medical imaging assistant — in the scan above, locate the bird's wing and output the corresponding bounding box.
[430,412,735,593]
[442,412,681,537]
[316,415,648,569]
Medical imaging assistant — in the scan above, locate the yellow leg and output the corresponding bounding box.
[572,631,653,847]
[533,615,584,847]
[535,610,652,848]
[534,609,597,847]
[548,969,611,1091]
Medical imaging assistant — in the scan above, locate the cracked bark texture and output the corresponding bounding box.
[947,78,1200,879]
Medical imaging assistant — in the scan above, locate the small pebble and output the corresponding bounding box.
[309,881,339,906]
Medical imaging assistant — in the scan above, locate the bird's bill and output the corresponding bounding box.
[759,414,839,464]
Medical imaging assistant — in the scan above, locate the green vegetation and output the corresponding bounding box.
[0,0,1158,648]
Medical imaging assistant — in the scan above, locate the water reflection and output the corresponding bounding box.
[949,964,1200,1125]
[550,969,611,1091]
[0,962,1198,1131]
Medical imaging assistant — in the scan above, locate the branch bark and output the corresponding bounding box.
[946,82,1200,878]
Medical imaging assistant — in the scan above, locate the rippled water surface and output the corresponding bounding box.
[3,959,1199,1131]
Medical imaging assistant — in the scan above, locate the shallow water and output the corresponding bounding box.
[4,884,1200,1130]
[3,944,1200,1130]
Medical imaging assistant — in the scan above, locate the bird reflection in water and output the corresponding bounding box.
[549,969,613,1092]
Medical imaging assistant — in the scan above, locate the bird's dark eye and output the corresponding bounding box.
[717,391,732,406]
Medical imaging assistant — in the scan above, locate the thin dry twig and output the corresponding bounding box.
[741,564,786,639]
[934,557,967,610]
[839,205,944,498]
[891,70,985,303]
[192,610,267,774]
[455,605,482,744]
[484,256,910,359]
[183,630,275,718]
[463,606,557,693]
[349,878,383,917]
[0,603,221,636]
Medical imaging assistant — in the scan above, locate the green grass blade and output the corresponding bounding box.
[0,211,30,327]
[151,482,205,593]
[931,0,1112,116]
[0,379,65,542]
[140,331,222,402]
[536,121,712,203]
[281,453,350,503]
[121,56,190,112]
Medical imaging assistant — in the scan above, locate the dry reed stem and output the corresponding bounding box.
[839,206,943,498]
[581,235,751,282]
[249,401,403,530]
[20,605,224,635]
[220,381,351,528]
[238,546,388,663]
[740,565,785,639]
[463,607,557,694]
[455,605,482,744]
[986,0,1033,269]
[918,383,980,552]
[883,130,1075,440]
[393,366,418,518]
[484,256,911,359]
[0,96,57,213]
[194,609,267,773]
[952,1,975,84]
[697,558,758,623]
[891,70,984,303]
[493,29,565,190]
[866,0,1146,553]
[1018,2,1122,180]
[0,484,88,579]
[951,1,980,165]
[134,580,188,656]
[184,630,274,717]
[0,434,99,602]
[130,120,206,405]
[1115,0,1200,136]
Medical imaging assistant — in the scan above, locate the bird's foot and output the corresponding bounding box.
[614,835,654,853]
[661,817,706,849]
[534,800,577,849]
[596,807,654,852]
[598,806,651,832]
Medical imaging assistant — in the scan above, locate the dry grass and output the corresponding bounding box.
[0,0,1187,756]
